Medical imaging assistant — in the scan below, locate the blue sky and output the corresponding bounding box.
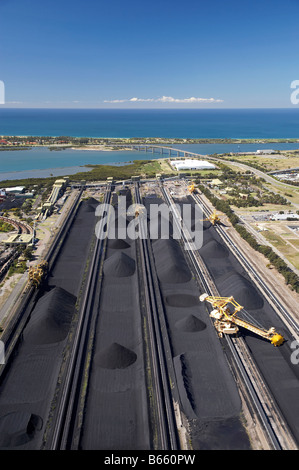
[0,0,298,108]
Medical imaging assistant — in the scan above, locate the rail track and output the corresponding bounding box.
[47,184,112,449]
[46,182,180,449]
[191,189,299,339]
[0,215,33,235]
[0,179,298,450]
[0,182,180,450]
[159,181,298,450]
[134,182,180,450]
[0,188,84,375]
[0,216,33,282]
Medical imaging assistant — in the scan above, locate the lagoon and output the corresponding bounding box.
[1,141,299,181]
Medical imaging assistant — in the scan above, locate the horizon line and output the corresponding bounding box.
[0,106,298,110]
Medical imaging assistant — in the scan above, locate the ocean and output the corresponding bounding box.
[1,108,299,139]
[0,108,299,180]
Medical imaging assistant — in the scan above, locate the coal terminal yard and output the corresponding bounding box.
[0,179,298,451]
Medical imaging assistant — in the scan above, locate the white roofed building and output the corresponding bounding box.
[171,159,216,171]
[5,186,25,193]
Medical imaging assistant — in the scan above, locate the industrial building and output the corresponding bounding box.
[3,233,34,246]
[270,212,299,221]
[4,186,25,194]
[170,159,216,171]
[256,149,275,155]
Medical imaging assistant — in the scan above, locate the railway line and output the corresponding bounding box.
[0,216,33,235]
[0,178,298,450]
[134,182,180,450]
[191,188,299,339]
[0,188,83,373]
[0,182,180,450]
[43,183,180,450]
[74,184,184,450]
[0,216,33,282]
[159,181,298,449]
[0,186,100,449]
[46,184,113,449]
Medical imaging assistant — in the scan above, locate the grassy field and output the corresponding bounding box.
[262,230,299,269]
[232,203,294,213]
[262,181,299,206]
[221,152,299,172]
[251,222,299,270]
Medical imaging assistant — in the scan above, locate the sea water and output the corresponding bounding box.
[1,108,299,180]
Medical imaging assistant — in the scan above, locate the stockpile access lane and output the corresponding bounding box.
[143,195,250,450]
[181,195,299,446]
[79,189,151,450]
[0,198,98,450]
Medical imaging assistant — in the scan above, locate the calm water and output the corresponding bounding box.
[1,108,299,139]
[0,108,299,180]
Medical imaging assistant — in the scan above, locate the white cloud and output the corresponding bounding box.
[158,96,223,103]
[104,97,155,103]
[104,96,223,104]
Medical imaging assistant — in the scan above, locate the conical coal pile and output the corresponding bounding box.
[103,251,135,277]
[23,287,76,344]
[94,343,137,369]
[175,315,206,332]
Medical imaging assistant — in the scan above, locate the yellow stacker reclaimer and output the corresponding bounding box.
[202,209,221,226]
[27,260,48,289]
[200,294,284,346]
[188,182,196,194]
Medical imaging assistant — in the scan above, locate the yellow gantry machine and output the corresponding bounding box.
[27,260,48,289]
[187,182,220,225]
[200,294,284,346]
[202,209,221,226]
[188,182,196,194]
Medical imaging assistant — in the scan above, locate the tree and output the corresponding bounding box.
[23,246,34,261]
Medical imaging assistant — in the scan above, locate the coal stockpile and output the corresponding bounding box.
[107,238,130,250]
[185,196,299,445]
[0,411,43,448]
[199,238,230,259]
[145,195,250,450]
[80,189,151,450]
[143,195,175,242]
[0,196,27,211]
[175,315,206,333]
[0,198,98,450]
[103,251,136,278]
[94,343,137,370]
[218,272,264,310]
[152,239,192,284]
[48,197,98,296]
[23,287,76,345]
[166,294,199,308]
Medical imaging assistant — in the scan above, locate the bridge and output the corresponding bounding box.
[129,144,299,195]
[128,144,206,159]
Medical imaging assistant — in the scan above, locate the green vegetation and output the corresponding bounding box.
[8,260,27,276]
[196,163,290,209]
[0,160,171,188]
[0,220,14,232]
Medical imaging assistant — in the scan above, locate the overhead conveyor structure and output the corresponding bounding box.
[40,178,68,219]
